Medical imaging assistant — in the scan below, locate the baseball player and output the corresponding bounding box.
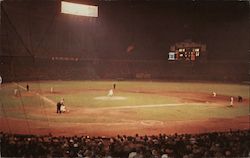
[14,88,18,96]
[108,89,114,97]
[50,87,54,93]
[229,97,234,107]
[26,84,29,91]
[61,104,66,113]
[56,98,65,114]
[238,96,243,102]
[212,92,217,97]
[0,75,2,88]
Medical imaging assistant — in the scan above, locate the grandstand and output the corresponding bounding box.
[0,0,249,157]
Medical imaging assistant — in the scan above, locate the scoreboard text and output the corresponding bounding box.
[168,41,206,62]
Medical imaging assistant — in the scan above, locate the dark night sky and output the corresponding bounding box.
[1,0,249,60]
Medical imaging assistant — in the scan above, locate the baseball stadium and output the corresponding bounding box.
[0,0,249,157]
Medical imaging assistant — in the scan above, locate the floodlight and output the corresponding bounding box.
[61,1,98,17]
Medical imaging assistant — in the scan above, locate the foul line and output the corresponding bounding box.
[14,83,56,105]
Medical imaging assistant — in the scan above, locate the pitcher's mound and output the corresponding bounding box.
[94,96,127,100]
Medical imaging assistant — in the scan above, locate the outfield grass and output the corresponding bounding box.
[16,81,249,97]
[0,81,249,123]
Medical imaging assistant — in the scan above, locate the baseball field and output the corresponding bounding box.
[0,80,249,136]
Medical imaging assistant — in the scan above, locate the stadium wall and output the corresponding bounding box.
[0,56,248,83]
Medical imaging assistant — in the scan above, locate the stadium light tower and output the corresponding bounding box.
[61,1,98,17]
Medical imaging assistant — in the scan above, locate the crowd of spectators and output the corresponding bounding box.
[1,56,248,82]
[1,129,250,157]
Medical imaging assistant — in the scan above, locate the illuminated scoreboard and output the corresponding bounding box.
[168,41,206,62]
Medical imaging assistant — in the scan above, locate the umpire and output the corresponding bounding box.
[56,102,62,114]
